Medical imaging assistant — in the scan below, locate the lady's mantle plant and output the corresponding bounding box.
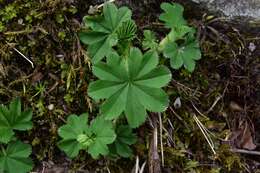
[0,98,33,173]
[88,49,171,128]
[159,3,201,72]
[58,113,116,159]
[58,2,201,159]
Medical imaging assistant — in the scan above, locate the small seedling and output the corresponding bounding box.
[58,113,116,159]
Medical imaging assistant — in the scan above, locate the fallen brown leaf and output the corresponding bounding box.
[230,121,256,150]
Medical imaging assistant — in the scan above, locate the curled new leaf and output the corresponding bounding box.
[117,20,137,40]
[88,48,171,128]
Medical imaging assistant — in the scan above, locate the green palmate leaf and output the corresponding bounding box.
[142,30,158,51]
[58,113,116,159]
[0,141,33,173]
[109,125,137,158]
[79,3,133,63]
[88,116,116,158]
[58,113,90,158]
[163,40,201,72]
[88,48,171,128]
[159,2,186,29]
[0,98,33,143]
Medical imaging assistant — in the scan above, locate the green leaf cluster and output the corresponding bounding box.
[72,1,202,160]
[58,113,116,159]
[0,98,33,173]
[79,3,136,63]
[159,2,201,72]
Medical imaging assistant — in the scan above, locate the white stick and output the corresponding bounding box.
[12,47,34,68]
[231,148,260,156]
[193,115,216,155]
[97,0,116,9]
[135,156,139,173]
[158,113,164,167]
[6,42,34,68]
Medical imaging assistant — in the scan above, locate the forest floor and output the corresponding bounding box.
[0,0,259,172]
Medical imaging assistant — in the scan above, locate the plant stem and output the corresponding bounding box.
[148,113,161,173]
[0,144,6,156]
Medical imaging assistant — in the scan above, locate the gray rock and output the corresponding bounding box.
[191,0,260,19]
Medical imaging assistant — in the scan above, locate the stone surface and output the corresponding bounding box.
[191,0,260,19]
